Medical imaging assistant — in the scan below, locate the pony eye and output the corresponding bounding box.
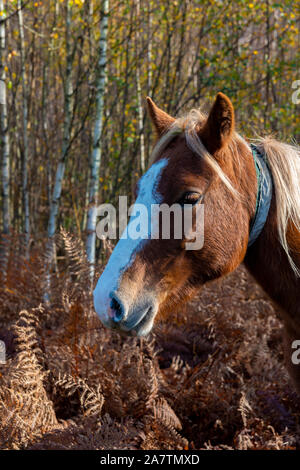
[177,191,201,206]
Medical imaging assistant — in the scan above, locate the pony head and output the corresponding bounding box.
[93,93,257,336]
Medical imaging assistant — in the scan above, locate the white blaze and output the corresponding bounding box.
[93,158,168,324]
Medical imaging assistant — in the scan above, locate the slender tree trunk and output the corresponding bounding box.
[42,63,52,210]
[86,0,109,279]
[44,1,73,303]
[0,0,10,234]
[112,10,132,194]
[146,0,152,95]
[145,0,152,164]
[265,0,271,127]
[47,1,73,241]
[82,0,94,234]
[135,0,145,174]
[17,0,30,250]
[43,0,58,230]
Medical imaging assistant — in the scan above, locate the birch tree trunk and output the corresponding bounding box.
[146,0,152,95]
[0,0,10,234]
[47,1,73,242]
[86,0,109,280]
[17,0,30,250]
[135,0,145,174]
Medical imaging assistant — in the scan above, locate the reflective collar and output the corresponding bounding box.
[248,144,273,247]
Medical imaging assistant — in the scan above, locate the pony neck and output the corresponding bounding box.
[244,191,300,333]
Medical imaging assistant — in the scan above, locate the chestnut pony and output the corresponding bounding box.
[94,93,300,392]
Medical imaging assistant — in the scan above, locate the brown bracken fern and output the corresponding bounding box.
[0,232,299,450]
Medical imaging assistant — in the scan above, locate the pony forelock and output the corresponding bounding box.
[149,108,239,197]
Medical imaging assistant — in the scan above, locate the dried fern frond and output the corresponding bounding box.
[55,372,104,418]
[0,308,57,449]
[238,392,253,428]
[60,228,90,281]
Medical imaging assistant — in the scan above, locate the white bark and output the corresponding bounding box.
[44,1,71,302]
[0,0,10,234]
[47,1,72,241]
[17,0,30,249]
[147,0,152,94]
[86,0,109,279]
[135,0,145,173]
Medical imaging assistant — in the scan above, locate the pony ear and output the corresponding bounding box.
[201,92,235,154]
[146,97,175,136]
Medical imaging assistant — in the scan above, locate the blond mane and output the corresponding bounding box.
[253,136,300,276]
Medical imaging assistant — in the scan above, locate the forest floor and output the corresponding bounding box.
[0,233,299,450]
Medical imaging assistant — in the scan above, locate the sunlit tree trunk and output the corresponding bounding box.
[146,0,152,95]
[135,0,145,174]
[0,0,10,234]
[47,1,73,242]
[44,1,73,302]
[86,0,109,279]
[17,0,30,250]
[82,0,94,234]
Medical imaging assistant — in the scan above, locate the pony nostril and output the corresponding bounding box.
[109,295,125,322]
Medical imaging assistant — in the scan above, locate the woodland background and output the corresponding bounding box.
[0,0,300,451]
[0,0,299,247]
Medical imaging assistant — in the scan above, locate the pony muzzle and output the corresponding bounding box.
[94,287,158,337]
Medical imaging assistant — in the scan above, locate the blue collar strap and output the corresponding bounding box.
[248,144,273,247]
